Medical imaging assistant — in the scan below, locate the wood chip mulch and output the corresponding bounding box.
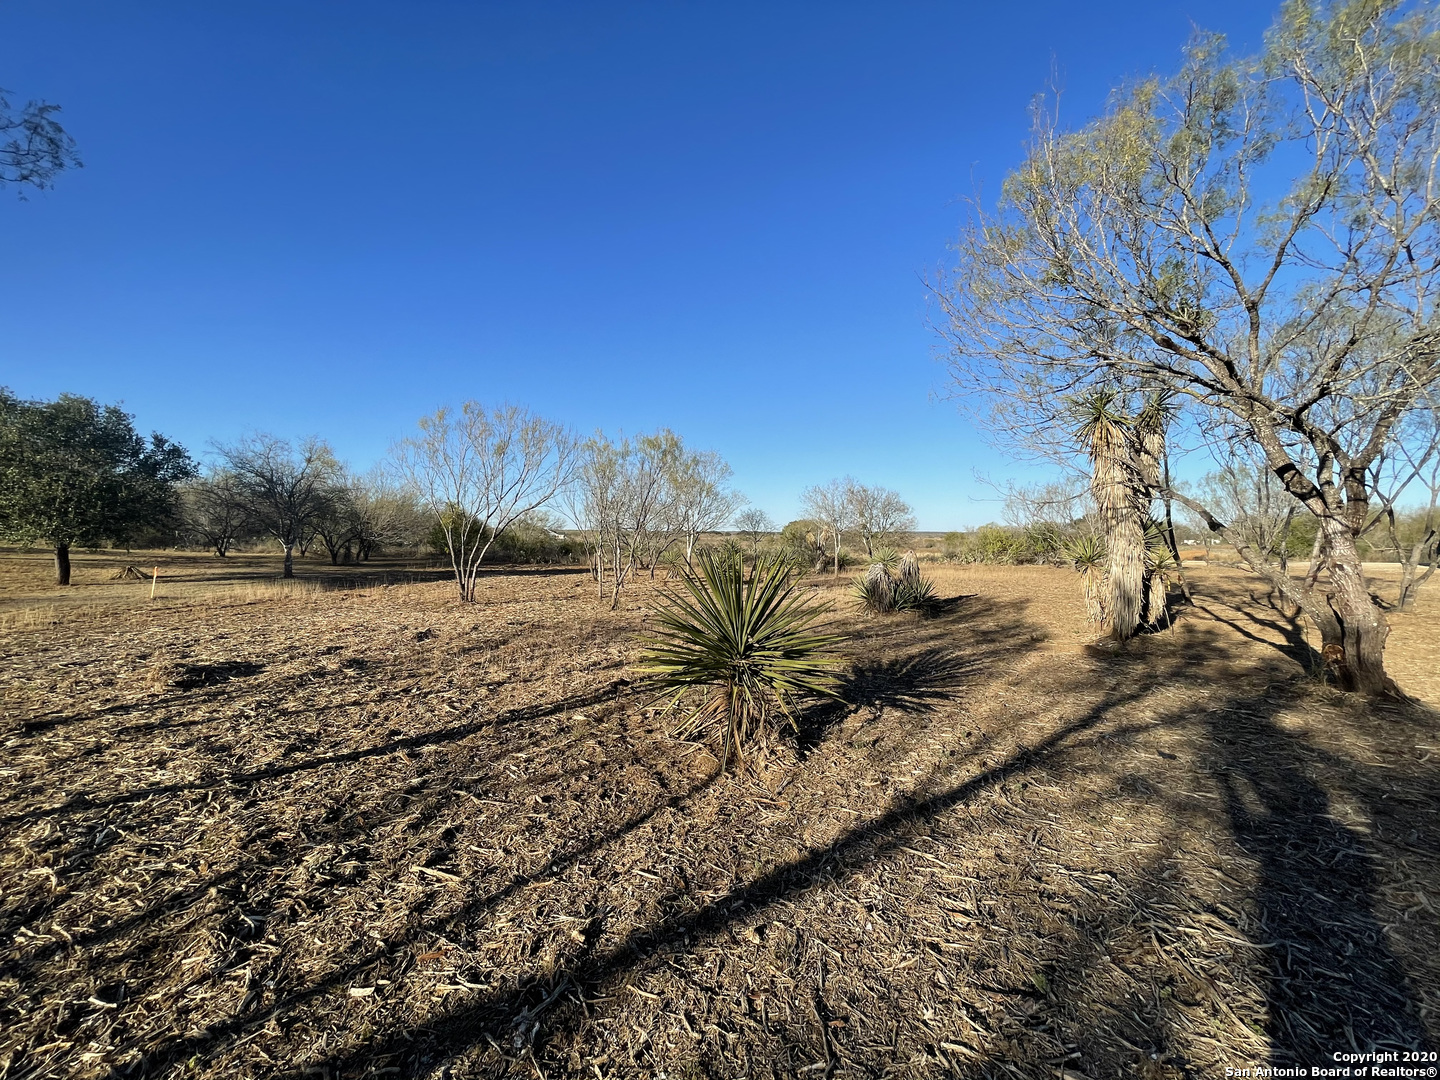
[1,561,1437,1078]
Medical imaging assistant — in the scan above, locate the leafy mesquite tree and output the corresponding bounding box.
[0,390,193,583]
[1,87,80,193]
[939,0,1440,694]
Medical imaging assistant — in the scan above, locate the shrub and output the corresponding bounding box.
[426,514,578,564]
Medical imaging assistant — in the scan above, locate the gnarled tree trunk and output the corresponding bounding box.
[54,542,71,586]
[1319,526,1396,696]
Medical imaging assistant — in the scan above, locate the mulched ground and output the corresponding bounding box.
[1,553,1437,1079]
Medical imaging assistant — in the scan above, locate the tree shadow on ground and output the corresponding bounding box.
[1200,699,1435,1061]
[306,635,1432,1078]
[11,579,1437,1079]
[297,664,1192,1077]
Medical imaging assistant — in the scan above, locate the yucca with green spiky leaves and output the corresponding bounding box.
[854,550,938,614]
[1143,520,1177,627]
[870,545,902,572]
[855,561,895,612]
[641,550,843,771]
[1063,533,1108,625]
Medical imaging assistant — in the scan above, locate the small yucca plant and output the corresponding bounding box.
[1064,533,1108,626]
[1142,522,1177,627]
[854,550,937,614]
[641,550,843,771]
[855,561,896,611]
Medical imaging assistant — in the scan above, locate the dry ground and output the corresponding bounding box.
[1,550,1437,1079]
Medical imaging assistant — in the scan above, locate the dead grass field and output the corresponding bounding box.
[1,549,1437,1079]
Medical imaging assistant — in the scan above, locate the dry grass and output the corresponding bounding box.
[0,551,1436,1079]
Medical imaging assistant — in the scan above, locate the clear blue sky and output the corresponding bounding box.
[1,1,1274,529]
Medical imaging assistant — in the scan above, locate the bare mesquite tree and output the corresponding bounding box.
[350,468,427,562]
[801,479,855,577]
[217,435,337,578]
[398,403,578,603]
[1192,450,1304,572]
[845,481,917,557]
[938,1,1440,694]
[181,468,252,557]
[310,466,424,566]
[670,448,743,566]
[569,430,735,606]
[1364,407,1439,609]
[734,507,777,555]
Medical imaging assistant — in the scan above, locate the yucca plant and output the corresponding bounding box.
[897,550,921,590]
[1142,521,1177,627]
[641,550,843,771]
[855,561,895,612]
[870,545,902,571]
[854,550,938,614]
[1064,533,1108,625]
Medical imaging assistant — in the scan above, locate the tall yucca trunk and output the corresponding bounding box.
[863,561,894,612]
[1106,510,1145,638]
[1144,567,1168,627]
[1080,567,1106,624]
[898,551,921,592]
[1090,426,1144,639]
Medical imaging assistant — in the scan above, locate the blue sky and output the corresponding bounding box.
[1,1,1275,529]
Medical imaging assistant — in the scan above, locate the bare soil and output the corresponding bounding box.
[1,550,1437,1079]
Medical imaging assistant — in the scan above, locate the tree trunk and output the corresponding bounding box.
[1107,510,1145,639]
[833,527,840,577]
[54,542,71,586]
[1161,452,1191,602]
[1318,526,1398,696]
[1396,530,1436,611]
[282,542,295,579]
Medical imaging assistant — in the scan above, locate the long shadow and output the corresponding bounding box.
[297,676,1165,1080]
[92,769,724,1079]
[797,593,1037,755]
[797,646,982,756]
[306,658,1434,1077]
[0,680,632,828]
[17,582,1436,1076]
[1188,599,1315,668]
[1201,706,1435,1061]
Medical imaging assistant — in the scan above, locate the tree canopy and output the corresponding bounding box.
[1,87,80,192]
[0,390,194,582]
[938,0,1440,694]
